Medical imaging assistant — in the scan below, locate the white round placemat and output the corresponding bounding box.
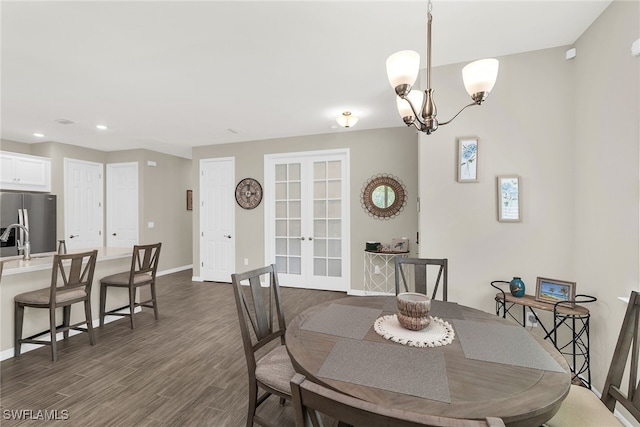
[374,314,455,348]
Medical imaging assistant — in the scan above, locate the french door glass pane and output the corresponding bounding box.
[313,160,341,278]
[274,162,303,275]
[314,220,326,238]
[314,239,326,257]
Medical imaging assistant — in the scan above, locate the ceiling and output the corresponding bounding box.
[1,1,611,159]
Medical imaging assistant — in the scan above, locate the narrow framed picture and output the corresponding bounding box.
[497,175,521,222]
[186,190,193,211]
[535,277,576,306]
[457,137,478,182]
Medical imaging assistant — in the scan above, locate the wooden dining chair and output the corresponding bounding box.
[395,257,448,301]
[99,242,161,329]
[14,250,98,361]
[290,373,505,427]
[545,290,640,427]
[231,264,294,427]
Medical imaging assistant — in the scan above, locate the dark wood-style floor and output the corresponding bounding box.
[0,269,347,426]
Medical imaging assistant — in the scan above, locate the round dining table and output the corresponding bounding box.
[285,295,571,427]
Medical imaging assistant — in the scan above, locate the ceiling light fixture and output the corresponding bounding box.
[386,0,499,135]
[33,133,45,138]
[336,111,359,128]
[96,125,108,130]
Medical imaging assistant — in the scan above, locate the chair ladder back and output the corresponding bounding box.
[233,265,284,349]
[414,263,428,296]
[52,251,97,290]
[395,257,448,301]
[397,262,410,294]
[602,291,640,421]
[133,244,161,275]
[248,273,271,341]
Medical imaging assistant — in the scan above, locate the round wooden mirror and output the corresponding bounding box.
[361,174,407,219]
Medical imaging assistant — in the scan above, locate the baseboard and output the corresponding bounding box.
[157,264,192,276]
[348,289,393,296]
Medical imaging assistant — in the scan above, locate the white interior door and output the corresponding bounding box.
[64,158,104,250]
[200,157,235,282]
[106,162,139,248]
[265,149,350,292]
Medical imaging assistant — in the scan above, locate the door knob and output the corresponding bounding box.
[69,234,78,239]
[300,237,306,241]
[224,235,232,238]
[308,237,313,241]
[112,233,117,236]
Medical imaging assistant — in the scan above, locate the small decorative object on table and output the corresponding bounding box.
[535,277,576,306]
[396,292,431,331]
[365,241,380,252]
[391,237,409,253]
[509,277,525,297]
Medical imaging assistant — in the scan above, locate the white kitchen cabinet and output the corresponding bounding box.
[0,151,51,192]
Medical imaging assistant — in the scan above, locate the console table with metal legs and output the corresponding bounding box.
[491,281,596,389]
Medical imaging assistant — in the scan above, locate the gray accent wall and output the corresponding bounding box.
[0,140,193,272]
[192,127,419,290]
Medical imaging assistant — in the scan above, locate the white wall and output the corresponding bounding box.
[573,0,639,397]
[419,0,639,394]
[419,45,575,307]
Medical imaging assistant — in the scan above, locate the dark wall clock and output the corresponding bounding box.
[235,178,263,210]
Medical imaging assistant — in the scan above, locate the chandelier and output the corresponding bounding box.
[386,0,499,134]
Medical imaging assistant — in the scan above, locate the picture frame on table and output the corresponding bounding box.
[535,277,576,306]
[497,175,521,222]
[457,137,478,182]
[391,238,409,253]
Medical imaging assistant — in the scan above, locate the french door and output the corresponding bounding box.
[265,149,350,292]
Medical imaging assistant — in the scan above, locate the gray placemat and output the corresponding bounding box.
[453,319,565,372]
[382,297,464,320]
[317,339,451,403]
[300,304,382,340]
[431,300,464,320]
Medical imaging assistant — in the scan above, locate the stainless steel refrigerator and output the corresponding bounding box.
[1,192,57,257]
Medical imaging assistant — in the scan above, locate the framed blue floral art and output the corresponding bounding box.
[497,175,521,222]
[457,137,478,182]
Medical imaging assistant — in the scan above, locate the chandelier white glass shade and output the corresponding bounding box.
[386,3,499,134]
[336,111,359,128]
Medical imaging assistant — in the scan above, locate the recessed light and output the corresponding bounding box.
[96,125,108,130]
[33,133,45,137]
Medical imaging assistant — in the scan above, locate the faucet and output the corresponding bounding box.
[1,224,31,260]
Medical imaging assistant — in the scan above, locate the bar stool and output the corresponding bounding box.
[99,243,161,329]
[14,250,98,361]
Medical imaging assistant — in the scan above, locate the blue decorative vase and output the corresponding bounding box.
[509,277,525,297]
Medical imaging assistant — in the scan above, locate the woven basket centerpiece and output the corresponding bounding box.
[396,292,432,331]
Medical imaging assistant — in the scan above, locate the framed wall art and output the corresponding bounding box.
[497,175,521,222]
[535,277,576,306]
[186,190,193,211]
[457,137,478,182]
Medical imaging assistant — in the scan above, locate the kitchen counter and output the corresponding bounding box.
[0,247,133,359]
[1,247,131,276]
